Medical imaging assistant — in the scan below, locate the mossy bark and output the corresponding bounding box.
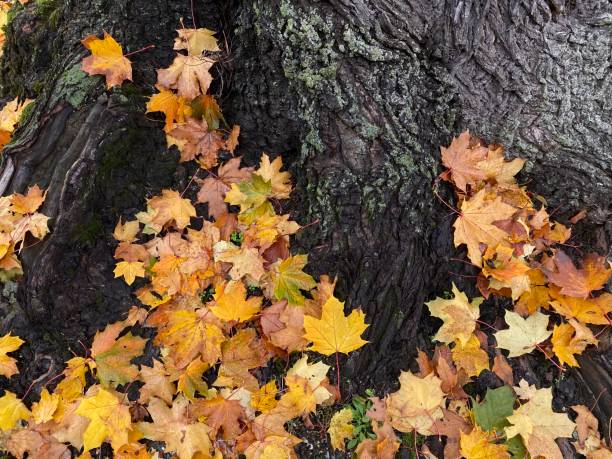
[0,0,610,446]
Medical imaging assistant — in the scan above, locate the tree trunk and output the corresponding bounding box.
[1,0,610,443]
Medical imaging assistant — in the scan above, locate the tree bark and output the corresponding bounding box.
[0,0,610,443]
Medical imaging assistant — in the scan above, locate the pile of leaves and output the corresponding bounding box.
[0,28,371,459]
[324,132,611,458]
[0,13,609,459]
[0,184,49,280]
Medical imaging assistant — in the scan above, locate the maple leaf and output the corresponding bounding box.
[425,283,482,345]
[494,310,552,357]
[386,371,445,435]
[261,301,309,352]
[256,154,292,198]
[355,421,400,459]
[439,131,488,191]
[0,332,24,378]
[139,396,213,459]
[214,328,268,391]
[460,427,510,459]
[168,117,224,165]
[269,254,317,305]
[453,189,516,266]
[113,218,140,243]
[157,54,214,100]
[75,386,132,451]
[31,388,59,424]
[542,251,611,299]
[286,355,333,405]
[190,95,225,131]
[91,322,146,387]
[472,386,515,435]
[273,374,318,418]
[138,360,175,405]
[81,32,132,89]
[0,391,30,432]
[571,405,607,456]
[451,334,489,378]
[6,426,71,459]
[9,185,46,214]
[197,157,253,219]
[549,287,611,325]
[515,268,550,316]
[431,409,471,458]
[476,145,525,185]
[146,87,192,132]
[10,212,50,247]
[192,395,246,439]
[303,295,368,356]
[174,356,209,401]
[328,408,354,451]
[551,319,597,367]
[209,280,262,323]
[505,386,576,459]
[150,307,224,368]
[492,354,514,386]
[0,97,34,148]
[141,189,197,232]
[113,260,145,285]
[173,27,220,55]
[213,240,266,282]
[251,380,278,413]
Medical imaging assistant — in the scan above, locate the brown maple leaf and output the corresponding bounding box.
[197,157,253,219]
[440,131,488,192]
[169,117,224,165]
[542,251,611,299]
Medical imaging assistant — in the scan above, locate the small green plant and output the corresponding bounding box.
[346,389,376,450]
[230,230,244,246]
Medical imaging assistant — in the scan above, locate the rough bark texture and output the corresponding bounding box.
[0,0,610,448]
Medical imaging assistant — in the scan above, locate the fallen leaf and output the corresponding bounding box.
[173,28,220,55]
[81,32,132,88]
[453,189,516,266]
[269,254,317,305]
[303,295,368,356]
[542,251,611,299]
[460,427,510,459]
[0,332,24,378]
[439,131,488,192]
[157,54,214,100]
[451,334,489,378]
[386,371,445,435]
[0,391,30,432]
[146,87,191,132]
[494,310,552,357]
[426,283,482,345]
[328,408,354,451]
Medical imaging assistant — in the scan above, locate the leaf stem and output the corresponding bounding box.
[335,351,341,400]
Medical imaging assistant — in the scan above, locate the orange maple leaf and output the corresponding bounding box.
[81,32,132,89]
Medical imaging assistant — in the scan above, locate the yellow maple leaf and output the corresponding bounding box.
[328,408,354,451]
[269,254,317,305]
[494,310,552,357]
[31,388,59,424]
[256,154,292,199]
[453,189,516,267]
[173,28,220,55]
[146,87,192,132]
[209,280,262,323]
[505,386,575,459]
[251,380,278,413]
[286,355,333,405]
[9,184,46,214]
[460,426,509,459]
[81,32,132,89]
[113,260,145,285]
[0,97,34,149]
[425,283,482,345]
[476,146,525,185]
[0,391,30,432]
[76,386,132,451]
[451,334,489,378]
[174,356,209,401]
[551,319,598,367]
[386,371,445,435]
[0,332,24,378]
[303,295,368,356]
[113,218,140,243]
[549,287,611,325]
